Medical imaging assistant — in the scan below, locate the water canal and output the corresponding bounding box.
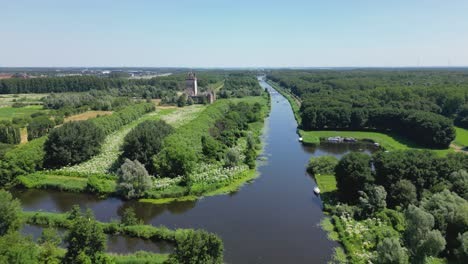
[15,78,377,263]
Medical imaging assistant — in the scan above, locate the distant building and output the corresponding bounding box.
[0,74,13,80]
[185,72,198,96]
[185,72,216,104]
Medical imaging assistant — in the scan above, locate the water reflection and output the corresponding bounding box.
[21,225,173,254]
[13,79,378,263]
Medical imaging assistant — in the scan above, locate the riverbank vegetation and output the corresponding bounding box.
[4,73,268,204]
[0,189,224,264]
[268,70,468,151]
[309,151,468,263]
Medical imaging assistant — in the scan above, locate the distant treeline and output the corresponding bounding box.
[0,72,224,94]
[268,70,468,147]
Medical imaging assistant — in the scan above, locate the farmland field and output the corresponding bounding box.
[63,110,113,122]
[0,105,46,120]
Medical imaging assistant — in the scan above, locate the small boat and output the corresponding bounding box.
[313,186,321,195]
[298,137,303,142]
[327,136,344,142]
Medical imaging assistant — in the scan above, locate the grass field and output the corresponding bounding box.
[299,129,453,155]
[0,105,45,120]
[0,93,47,107]
[453,126,468,147]
[314,174,337,193]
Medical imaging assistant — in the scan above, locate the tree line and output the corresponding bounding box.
[268,70,468,130]
[301,106,455,148]
[0,72,224,94]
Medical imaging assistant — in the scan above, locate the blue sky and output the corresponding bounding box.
[1,0,468,67]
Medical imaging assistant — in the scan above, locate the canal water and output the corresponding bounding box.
[15,79,376,263]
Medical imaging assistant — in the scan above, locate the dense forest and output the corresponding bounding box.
[0,72,220,94]
[309,150,468,263]
[268,70,468,147]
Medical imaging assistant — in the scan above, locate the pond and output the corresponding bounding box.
[15,78,377,263]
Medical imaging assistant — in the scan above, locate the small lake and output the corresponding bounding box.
[15,79,376,263]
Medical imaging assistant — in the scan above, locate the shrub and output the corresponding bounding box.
[0,136,46,187]
[167,230,224,264]
[118,159,152,199]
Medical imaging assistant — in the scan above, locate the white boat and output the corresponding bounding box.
[298,137,303,142]
[313,186,321,195]
[327,136,344,142]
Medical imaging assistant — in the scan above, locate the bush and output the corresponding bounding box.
[44,121,105,168]
[118,159,152,199]
[307,156,338,176]
[0,136,46,187]
[167,230,224,264]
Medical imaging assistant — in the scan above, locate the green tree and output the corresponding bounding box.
[450,170,468,200]
[187,96,194,105]
[0,190,22,236]
[0,232,39,264]
[404,205,446,262]
[121,207,140,226]
[167,230,224,264]
[122,120,174,172]
[118,159,152,199]
[375,237,409,264]
[359,185,387,217]
[421,190,468,255]
[389,179,417,208]
[64,209,110,264]
[27,115,55,141]
[153,140,197,178]
[201,135,225,161]
[335,152,373,203]
[224,148,240,168]
[38,228,62,264]
[44,121,105,168]
[454,232,468,263]
[177,94,187,107]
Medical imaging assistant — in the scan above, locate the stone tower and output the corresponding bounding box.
[185,72,198,96]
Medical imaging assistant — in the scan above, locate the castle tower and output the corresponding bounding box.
[185,72,198,96]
